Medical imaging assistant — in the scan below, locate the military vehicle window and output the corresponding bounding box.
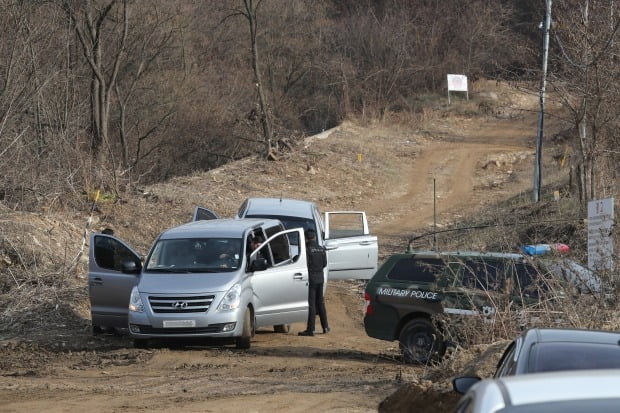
[387,258,442,282]
[461,259,506,292]
[514,263,538,297]
[94,235,138,271]
[438,261,461,287]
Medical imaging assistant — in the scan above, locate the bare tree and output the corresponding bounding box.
[223,0,275,160]
[550,0,619,201]
[113,3,179,173]
[63,0,128,157]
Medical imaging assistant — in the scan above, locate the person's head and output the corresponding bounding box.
[305,228,316,241]
[250,236,263,251]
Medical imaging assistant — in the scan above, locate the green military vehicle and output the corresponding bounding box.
[363,249,584,364]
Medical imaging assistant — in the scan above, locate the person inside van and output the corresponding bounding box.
[249,236,262,252]
[247,234,270,270]
[216,240,240,269]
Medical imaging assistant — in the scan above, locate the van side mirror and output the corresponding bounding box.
[324,240,338,250]
[121,260,141,274]
[250,257,269,272]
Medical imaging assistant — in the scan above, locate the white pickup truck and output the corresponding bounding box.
[194,197,378,281]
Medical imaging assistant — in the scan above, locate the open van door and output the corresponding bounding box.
[192,206,220,221]
[89,232,142,333]
[249,228,309,327]
[324,211,378,280]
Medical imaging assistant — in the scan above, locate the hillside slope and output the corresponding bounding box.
[0,81,568,412]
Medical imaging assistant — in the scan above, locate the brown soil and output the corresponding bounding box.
[0,81,566,412]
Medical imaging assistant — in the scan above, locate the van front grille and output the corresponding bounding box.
[148,295,215,313]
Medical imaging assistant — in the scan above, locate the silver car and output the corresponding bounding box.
[454,369,620,413]
[89,218,309,348]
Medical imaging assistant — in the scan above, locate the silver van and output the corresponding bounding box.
[88,218,309,348]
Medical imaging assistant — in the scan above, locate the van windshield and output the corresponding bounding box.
[145,238,242,273]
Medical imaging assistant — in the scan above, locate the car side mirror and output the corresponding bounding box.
[452,376,481,394]
[324,240,338,250]
[121,260,141,274]
[250,257,269,272]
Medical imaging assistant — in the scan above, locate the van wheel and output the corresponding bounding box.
[273,324,290,333]
[399,319,443,364]
[133,339,149,349]
[235,308,252,349]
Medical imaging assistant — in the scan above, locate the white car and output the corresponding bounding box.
[453,369,620,413]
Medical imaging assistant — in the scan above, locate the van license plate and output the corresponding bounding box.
[163,320,196,328]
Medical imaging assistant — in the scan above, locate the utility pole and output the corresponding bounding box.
[534,0,552,202]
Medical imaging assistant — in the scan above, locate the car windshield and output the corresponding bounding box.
[531,342,620,372]
[145,238,242,273]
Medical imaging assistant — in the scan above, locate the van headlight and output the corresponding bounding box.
[129,286,145,313]
[218,284,241,311]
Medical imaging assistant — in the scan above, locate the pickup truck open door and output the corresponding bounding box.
[324,211,378,280]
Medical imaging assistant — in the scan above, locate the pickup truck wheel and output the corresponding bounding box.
[235,308,252,349]
[133,339,149,349]
[399,319,442,364]
[273,324,290,333]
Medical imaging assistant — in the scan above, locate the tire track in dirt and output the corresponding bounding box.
[372,141,531,238]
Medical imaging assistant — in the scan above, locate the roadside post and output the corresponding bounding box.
[587,197,614,272]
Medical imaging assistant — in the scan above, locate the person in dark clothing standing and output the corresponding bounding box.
[298,229,330,336]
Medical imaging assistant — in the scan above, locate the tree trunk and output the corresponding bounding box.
[243,0,273,159]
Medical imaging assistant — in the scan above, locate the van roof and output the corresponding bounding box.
[244,197,316,219]
[159,218,281,239]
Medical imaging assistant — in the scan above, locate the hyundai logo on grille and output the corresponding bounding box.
[172,301,188,309]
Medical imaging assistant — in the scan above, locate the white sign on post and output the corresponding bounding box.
[587,197,614,271]
[447,74,469,104]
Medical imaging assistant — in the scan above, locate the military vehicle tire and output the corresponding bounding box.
[399,318,443,364]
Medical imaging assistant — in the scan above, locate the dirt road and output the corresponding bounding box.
[0,281,409,413]
[0,86,555,412]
